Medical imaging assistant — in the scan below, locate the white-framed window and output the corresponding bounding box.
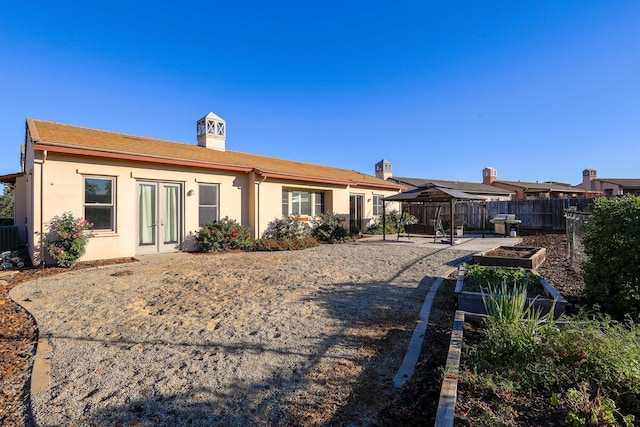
[314,193,325,215]
[282,190,289,217]
[282,190,325,217]
[292,191,311,216]
[373,194,383,216]
[199,184,219,226]
[84,176,115,231]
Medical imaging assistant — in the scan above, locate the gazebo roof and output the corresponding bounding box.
[383,185,486,203]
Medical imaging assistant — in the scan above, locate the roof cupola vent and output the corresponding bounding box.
[197,112,226,151]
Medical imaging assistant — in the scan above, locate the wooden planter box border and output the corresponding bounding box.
[455,265,567,319]
[435,310,466,426]
[472,246,547,270]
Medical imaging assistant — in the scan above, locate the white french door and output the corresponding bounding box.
[137,181,181,254]
[349,194,364,232]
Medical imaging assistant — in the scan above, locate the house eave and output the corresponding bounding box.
[32,143,254,173]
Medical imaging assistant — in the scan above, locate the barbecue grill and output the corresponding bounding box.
[490,214,521,236]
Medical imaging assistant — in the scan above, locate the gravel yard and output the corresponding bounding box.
[9,240,474,426]
[1,233,583,426]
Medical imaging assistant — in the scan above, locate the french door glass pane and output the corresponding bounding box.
[139,184,155,245]
[164,185,178,244]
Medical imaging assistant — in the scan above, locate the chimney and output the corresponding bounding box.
[582,168,597,190]
[483,167,497,185]
[375,159,393,180]
[197,112,226,151]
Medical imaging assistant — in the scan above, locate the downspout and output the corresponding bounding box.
[256,174,267,238]
[39,150,47,267]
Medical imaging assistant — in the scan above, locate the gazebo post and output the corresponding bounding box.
[482,201,486,238]
[450,198,455,245]
[382,200,386,241]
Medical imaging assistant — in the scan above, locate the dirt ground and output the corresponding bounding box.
[0,233,582,426]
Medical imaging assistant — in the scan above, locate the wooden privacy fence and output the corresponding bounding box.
[403,198,593,232]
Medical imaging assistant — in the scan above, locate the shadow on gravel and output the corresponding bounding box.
[48,251,463,426]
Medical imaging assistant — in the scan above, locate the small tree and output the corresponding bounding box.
[582,195,640,319]
[0,184,14,220]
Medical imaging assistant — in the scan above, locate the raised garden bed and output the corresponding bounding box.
[472,246,547,270]
[455,264,566,319]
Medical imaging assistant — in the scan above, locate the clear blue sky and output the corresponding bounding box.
[1,1,639,185]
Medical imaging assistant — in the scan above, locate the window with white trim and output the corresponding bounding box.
[282,190,325,217]
[373,194,383,216]
[84,177,115,231]
[199,184,219,226]
[292,191,311,216]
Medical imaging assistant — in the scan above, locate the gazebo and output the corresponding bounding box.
[382,185,486,245]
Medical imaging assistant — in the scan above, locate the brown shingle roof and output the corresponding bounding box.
[390,176,514,195]
[27,119,401,190]
[496,180,585,193]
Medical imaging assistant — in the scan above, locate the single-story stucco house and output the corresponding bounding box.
[2,112,402,265]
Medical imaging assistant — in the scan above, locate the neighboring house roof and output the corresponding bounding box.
[390,176,513,196]
[496,180,586,193]
[594,178,640,188]
[26,119,401,190]
[0,172,25,184]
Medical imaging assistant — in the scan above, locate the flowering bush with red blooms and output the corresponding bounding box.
[47,212,94,267]
[195,216,253,252]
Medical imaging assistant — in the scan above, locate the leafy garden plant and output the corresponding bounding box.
[47,212,94,268]
[464,263,541,294]
[551,382,636,427]
[461,307,640,426]
[195,216,253,252]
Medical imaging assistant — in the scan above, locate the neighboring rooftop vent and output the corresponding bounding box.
[375,159,392,180]
[483,167,497,185]
[582,168,597,190]
[197,112,226,151]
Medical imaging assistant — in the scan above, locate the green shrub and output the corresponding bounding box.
[195,217,254,252]
[582,195,640,319]
[47,212,94,268]
[366,210,417,234]
[311,212,349,244]
[262,216,311,240]
[254,236,319,251]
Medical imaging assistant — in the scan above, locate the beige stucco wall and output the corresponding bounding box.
[253,179,399,238]
[27,151,248,264]
[23,147,400,264]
